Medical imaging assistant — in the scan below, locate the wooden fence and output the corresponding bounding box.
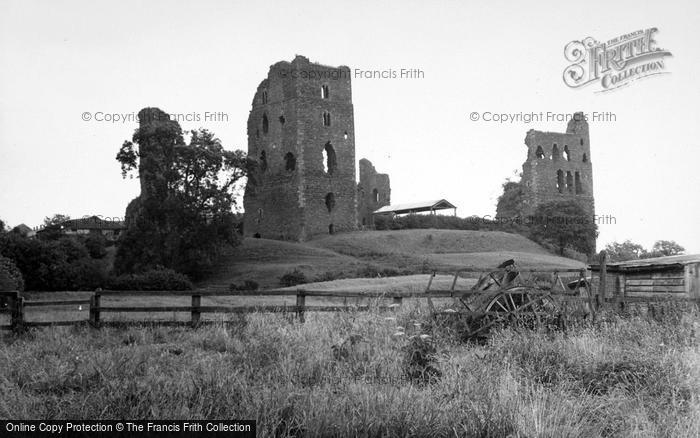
[1,264,698,332]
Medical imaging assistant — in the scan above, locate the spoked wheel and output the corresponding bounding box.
[467,287,558,338]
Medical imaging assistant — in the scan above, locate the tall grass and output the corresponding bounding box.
[0,303,698,437]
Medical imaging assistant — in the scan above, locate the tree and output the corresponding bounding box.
[114,108,250,279]
[496,180,526,219]
[39,214,72,240]
[528,200,598,256]
[648,240,685,258]
[604,240,647,262]
[43,214,71,228]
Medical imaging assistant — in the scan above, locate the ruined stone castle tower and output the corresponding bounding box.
[357,158,391,227]
[521,112,595,247]
[243,56,358,240]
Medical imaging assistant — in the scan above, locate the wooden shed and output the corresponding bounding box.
[590,254,700,301]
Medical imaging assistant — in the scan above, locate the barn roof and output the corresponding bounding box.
[590,254,700,272]
[373,199,456,215]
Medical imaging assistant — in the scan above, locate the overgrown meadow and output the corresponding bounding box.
[1,303,698,437]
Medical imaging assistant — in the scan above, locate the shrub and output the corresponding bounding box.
[84,234,108,259]
[230,280,259,291]
[0,256,24,292]
[107,268,192,291]
[279,269,307,287]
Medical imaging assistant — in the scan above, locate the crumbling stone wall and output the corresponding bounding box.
[357,158,391,227]
[521,112,595,247]
[243,56,358,240]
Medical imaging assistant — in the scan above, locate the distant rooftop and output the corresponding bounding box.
[373,199,456,216]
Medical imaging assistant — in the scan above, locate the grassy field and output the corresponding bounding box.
[0,303,698,437]
[204,229,585,290]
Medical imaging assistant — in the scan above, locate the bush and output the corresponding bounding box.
[279,269,307,287]
[0,256,24,292]
[107,268,192,291]
[84,234,108,259]
[230,280,259,291]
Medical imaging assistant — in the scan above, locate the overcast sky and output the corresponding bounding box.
[1,0,698,252]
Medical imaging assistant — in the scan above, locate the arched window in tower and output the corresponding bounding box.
[321,85,329,99]
[575,172,583,194]
[552,144,560,160]
[582,153,588,163]
[563,145,571,161]
[323,142,337,175]
[323,112,331,127]
[566,171,573,193]
[556,170,564,193]
[279,115,285,125]
[262,114,269,134]
[535,146,545,159]
[284,152,296,171]
[259,150,268,172]
[343,131,348,140]
[372,188,379,203]
[261,90,268,105]
[580,138,584,146]
[325,192,335,213]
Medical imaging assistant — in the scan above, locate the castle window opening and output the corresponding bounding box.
[372,188,379,203]
[535,146,545,159]
[325,193,336,212]
[583,153,588,163]
[556,169,564,193]
[580,138,584,146]
[566,171,573,193]
[563,145,571,161]
[279,115,285,125]
[552,144,560,160]
[575,172,583,194]
[344,131,348,140]
[262,114,269,134]
[328,224,334,234]
[260,150,268,172]
[284,152,296,171]
[256,129,260,139]
[261,90,268,104]
[322,85,329,99]
[323,112,331,127]
[323,142,337,174]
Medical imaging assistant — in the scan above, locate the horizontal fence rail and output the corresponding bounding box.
[1,263,698,332]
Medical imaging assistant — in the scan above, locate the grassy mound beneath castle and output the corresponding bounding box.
[204,229,585,290]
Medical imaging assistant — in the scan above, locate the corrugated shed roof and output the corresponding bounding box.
[373,199,456,214]
[591,254,700,271]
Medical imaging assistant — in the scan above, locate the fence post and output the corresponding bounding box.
[599,250,607,308]
[9,292,24,332]
[89,292,101,328]
[191,294,201,327]
[296,290,306,323]
[392,296,403,310]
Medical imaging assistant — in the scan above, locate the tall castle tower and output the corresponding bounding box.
[243,56,357,240]
[521,112,595,249]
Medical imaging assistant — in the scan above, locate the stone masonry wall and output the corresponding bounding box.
[520,112,595,249]
[243,56,358,240]
[357,158,391,227]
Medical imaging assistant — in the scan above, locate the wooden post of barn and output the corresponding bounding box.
[191,294,201,327]
[599,250,607,309]
[89,292,101,328]
[615,275,624,311]
[296,290,306,323]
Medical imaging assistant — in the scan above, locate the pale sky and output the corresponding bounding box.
[1,0,698,252]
